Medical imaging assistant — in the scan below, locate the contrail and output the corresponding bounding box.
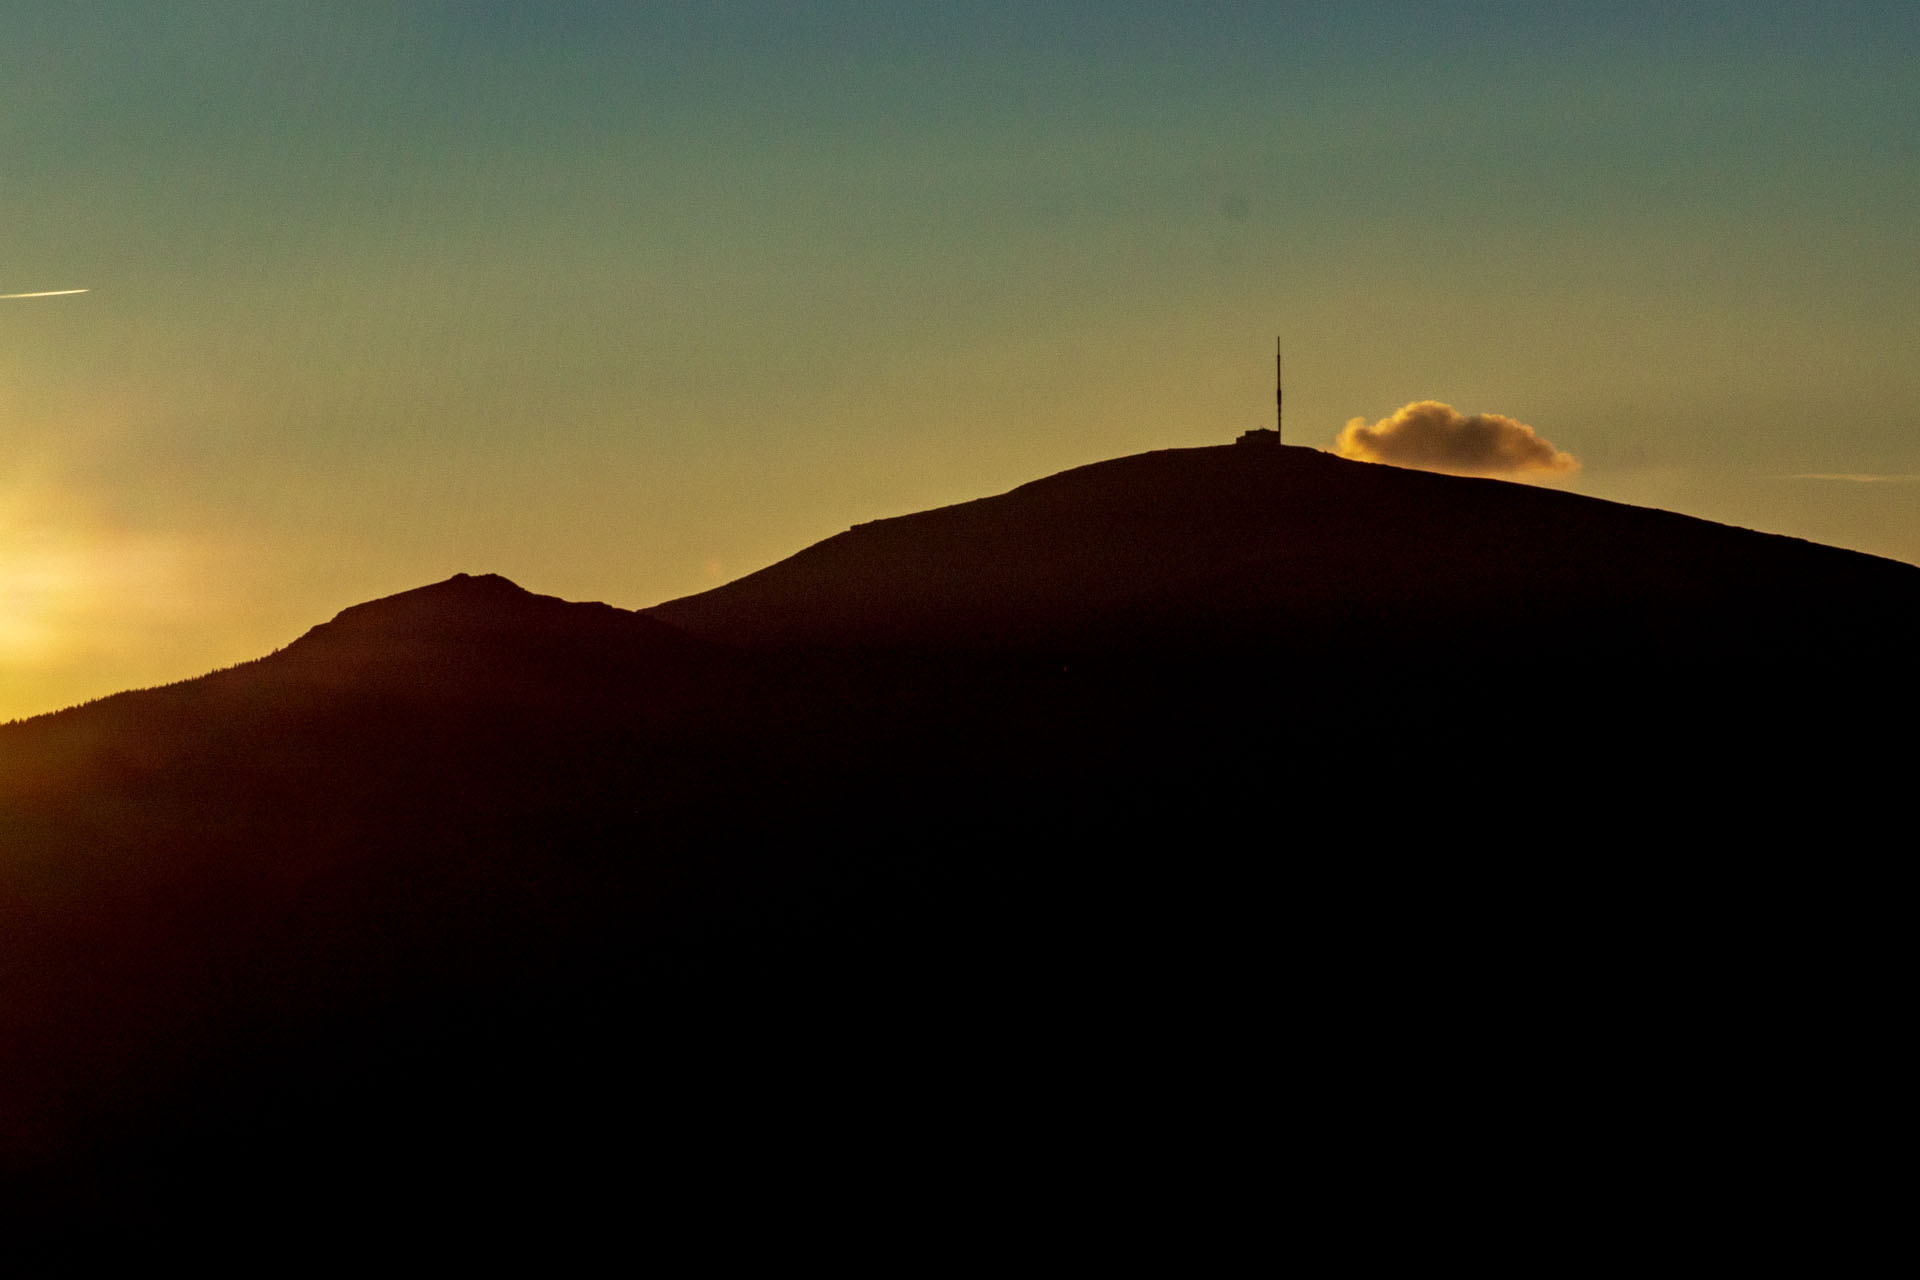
[0,288,88,299]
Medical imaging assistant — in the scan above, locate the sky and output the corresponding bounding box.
[4,1,1918,721]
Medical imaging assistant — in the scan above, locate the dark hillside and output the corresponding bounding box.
[3,452,1911,1262]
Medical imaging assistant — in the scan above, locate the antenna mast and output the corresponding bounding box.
[1276,337,1283,442]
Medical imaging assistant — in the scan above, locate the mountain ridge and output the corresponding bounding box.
[11,444,1916,729]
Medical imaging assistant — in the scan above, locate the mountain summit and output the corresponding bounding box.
[651,443,1920,677]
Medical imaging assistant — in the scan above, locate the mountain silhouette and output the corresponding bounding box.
[651,444,1920,798]
[4,446,1910,1262]
[652,442,1918,657]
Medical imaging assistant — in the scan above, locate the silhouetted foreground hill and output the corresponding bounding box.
[3,448,1911,1264]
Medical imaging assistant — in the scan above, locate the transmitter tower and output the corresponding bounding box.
[1276,337,1282,442]
[1234,337,1285,448]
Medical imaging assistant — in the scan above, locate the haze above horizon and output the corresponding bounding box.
[4,2,1917,722]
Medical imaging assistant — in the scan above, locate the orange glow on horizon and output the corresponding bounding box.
[0,476,209,720]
